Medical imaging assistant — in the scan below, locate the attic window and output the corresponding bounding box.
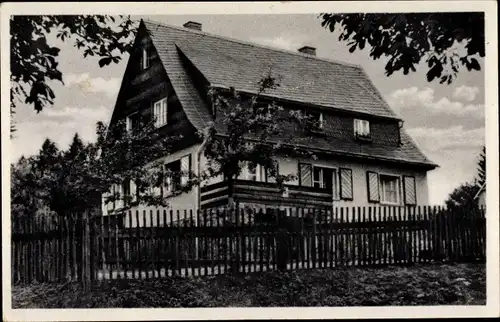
[141,47,150,70]
[153,97,168,127]
[254,103,273,120]
[354,119,370,140]
[126,112,140,132]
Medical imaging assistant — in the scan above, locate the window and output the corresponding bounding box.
[310,165,338,197]
[141,47,150,70]
[163,155,191,194]
[244,162,268,182]
[307,111,324,130]
[248,162,257,181]
[164,160,181,193]
[126,112,140,132]
[354,119,370,138]
[312,167,324,188]
[254,103,272,119]
[380,175,401,204]
[153,98,168,128]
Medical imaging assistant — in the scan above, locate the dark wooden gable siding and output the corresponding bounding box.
[267,102,401,149]
[321,112,400,147]
[110,25,199,150]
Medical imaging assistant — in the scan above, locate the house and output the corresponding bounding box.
[474,183,486,208]
[102,19,438,226]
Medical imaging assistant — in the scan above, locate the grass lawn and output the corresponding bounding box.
[12,263,485,308]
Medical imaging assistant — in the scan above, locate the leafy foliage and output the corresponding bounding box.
[10,119,198,217]
[10,15,137,120]
[445,182,480,211]
[11,264,486,308]
[319,13,484,84]
[203,72,307,204]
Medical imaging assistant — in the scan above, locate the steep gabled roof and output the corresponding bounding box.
[143,19,399,120]
[141,19,437,169]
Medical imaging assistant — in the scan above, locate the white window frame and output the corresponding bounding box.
[242,162,268,182]
[307,111,324,129]
[153,97,168,128]
[312,164,339,199]
[126,112,138,132]
[354,119,370,137]
[312,167,324,188]
[142,48,149,70]
[248,162,257,181]
[379,174,401,205]
[163,163,173,196]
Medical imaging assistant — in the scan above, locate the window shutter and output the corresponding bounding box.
[181,155,191,186]
[162,98,168,125]
[299,163,312,187]
[403,176,417,205]
[340,168,353,200]
[153,102,159,127]
[367,171,380,203]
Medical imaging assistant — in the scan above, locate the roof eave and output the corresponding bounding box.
[212,133,439,170]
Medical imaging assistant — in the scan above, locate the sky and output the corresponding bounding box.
[11,14,485,205]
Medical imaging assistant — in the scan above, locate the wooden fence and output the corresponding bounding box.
[11,205,486,287]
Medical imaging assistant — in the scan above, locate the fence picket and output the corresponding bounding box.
[169,210,174,277]
[196,209,202,276]
[11,204,487,286]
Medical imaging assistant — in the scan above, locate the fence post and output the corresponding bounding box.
[80,210,91,291]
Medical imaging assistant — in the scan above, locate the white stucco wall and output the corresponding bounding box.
[102,143,202,225]
[276,153,430,208]
[105,143,432,226]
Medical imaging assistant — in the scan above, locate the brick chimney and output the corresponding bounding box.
[183,21,202,31]
[298,46,316,56]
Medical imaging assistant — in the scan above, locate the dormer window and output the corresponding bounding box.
[141,47,150,70]
[354,119,370,139]
[307,111,324,130]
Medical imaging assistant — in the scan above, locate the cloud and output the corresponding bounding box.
[44,105,111,123]
[407,125,485,152]
[249,35,301,51]
[63,73,120,98]
[406,125,484,205]
[453,85,480,102]
[11,105,112,160]
[387,86,484,117]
